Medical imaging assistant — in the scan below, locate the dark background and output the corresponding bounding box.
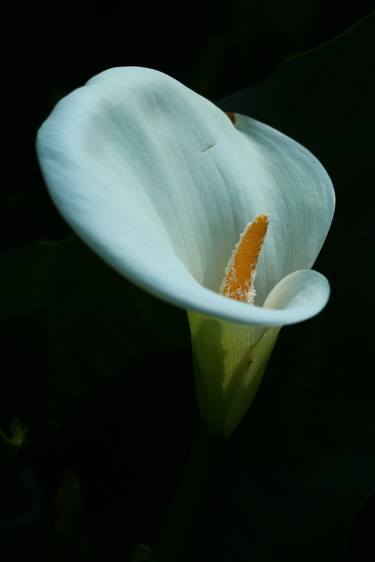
[4,1,375,250]
[2,4,375,561]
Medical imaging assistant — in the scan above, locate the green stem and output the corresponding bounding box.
[152,429,219,562]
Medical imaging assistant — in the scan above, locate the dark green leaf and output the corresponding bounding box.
[0,236,192,426]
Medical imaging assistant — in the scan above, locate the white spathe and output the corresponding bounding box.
[37,67,335,435]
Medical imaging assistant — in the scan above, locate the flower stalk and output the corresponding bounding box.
[153,430,220,562]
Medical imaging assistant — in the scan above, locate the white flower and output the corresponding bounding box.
[36,67,335,435]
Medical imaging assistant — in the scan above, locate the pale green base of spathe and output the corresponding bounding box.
[188,311,280,436]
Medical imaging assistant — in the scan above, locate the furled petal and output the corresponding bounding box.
[189,269,329,434]
[36,67,334,328]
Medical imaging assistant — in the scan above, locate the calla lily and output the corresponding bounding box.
[36,67,335,436]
